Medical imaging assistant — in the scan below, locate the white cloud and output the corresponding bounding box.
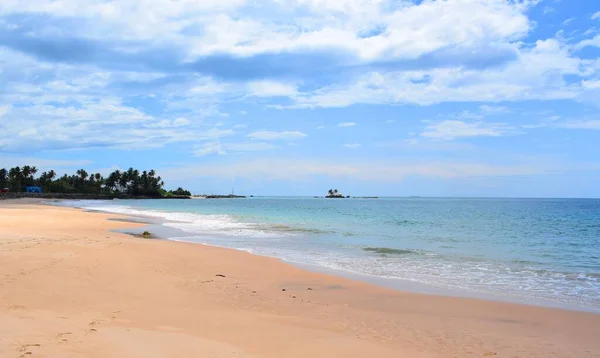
[184,0,531,62]
[0,0,533,63]
[0,156,92,170]
[147,117,191,128]
[246,81,298,97]
[479,105,510,115]
[0,50,240,151]
[194,141,277,156]
[290,38,588,108]
[343,143,362,149]
[0,0,597,156]
[575,34,600,49]
[173,117,191,126]
[0,93,235,151]
[543,7,555,15]
[453,110,484,120]
[421,120,515,140]
[557,120,600,130]
[582,80,600,89]
[377,139,476,151]
[188,78,231,95]
[0,0,594,116]
[160,158,600,183]
[592,11,600,20]
[337,122,357,127]
[246,130,307,140]
[0,105,9,119]
[316,126,325,129]
[194,142,227,156]
[226,142,277,151]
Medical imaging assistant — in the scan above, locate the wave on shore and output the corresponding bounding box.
[58,199,600,312]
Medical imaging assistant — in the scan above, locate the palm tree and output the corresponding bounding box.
[38,170,56,192]
[75,169,89,192]
[334,189,338,195]
[21,165,38,188]
[76,169,88,181]
[328,189,334,196]
[8,166,23,191]
[119,170,130,193]
[0,168,8,189]
[106,170,122,192]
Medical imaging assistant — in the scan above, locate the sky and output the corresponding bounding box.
[1,0,600,197]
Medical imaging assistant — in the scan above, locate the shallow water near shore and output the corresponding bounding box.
[57,197,600,312]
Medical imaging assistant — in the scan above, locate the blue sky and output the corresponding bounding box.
[1,0,600,197]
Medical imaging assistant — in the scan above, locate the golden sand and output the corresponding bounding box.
[0,202,598,357]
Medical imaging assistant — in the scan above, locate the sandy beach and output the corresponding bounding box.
[0,201,598,357]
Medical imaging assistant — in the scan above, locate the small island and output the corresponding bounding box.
[326,189,346,198]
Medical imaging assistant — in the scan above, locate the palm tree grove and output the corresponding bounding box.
[0,166,191,197]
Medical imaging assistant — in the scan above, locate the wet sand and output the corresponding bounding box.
[0,202,598,357]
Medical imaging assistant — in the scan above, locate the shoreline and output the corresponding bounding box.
[58,199,599,314]
[1,201,599,357]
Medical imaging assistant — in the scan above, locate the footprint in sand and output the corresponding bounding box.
[56,332,72,343]
[87,320,101,333]
[18,343,40,356]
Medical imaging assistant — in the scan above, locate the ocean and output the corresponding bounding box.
[59,197,600,312]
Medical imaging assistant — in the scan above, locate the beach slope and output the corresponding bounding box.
[0,203,598,357]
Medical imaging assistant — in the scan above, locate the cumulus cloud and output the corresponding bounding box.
[0,0,532,62]
[289,38,589,108]
[0,0,597,154]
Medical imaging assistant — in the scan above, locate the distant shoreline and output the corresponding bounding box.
[192,194,247,199]
[317,196,379,199]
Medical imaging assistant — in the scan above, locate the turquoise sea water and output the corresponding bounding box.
[62,197,600,311]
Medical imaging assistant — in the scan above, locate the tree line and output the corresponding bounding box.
[0,166,191,197]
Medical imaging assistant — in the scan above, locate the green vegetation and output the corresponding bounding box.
[142,231,152,238]
[168,187,192,196]
[0,166,191,197]
[326,188,344,198]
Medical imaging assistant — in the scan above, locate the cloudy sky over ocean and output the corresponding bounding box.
[1,0,599,196]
